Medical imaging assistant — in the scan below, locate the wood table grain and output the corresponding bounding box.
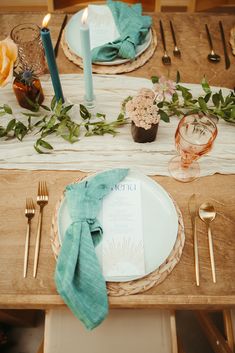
[1,12,234,88]
[0,12,234,309]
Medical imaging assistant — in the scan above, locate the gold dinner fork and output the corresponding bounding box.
[33,181,49,278]
[24,198,35,278]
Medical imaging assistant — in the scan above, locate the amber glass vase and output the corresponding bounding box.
[131,121,159,143]
[13,77,44,111]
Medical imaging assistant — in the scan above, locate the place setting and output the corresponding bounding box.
[61,1,157,74]
[50,169,185,299]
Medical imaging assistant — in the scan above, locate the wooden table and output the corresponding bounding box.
[0,12,235,310]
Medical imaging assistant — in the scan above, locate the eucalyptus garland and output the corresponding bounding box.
[151,73,235,124]
[0,74,234,154]
[0,97,127,153]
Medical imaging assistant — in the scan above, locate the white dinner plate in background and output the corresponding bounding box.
[64,5,152,66]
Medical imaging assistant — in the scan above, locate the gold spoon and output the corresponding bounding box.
[199,202,217,283]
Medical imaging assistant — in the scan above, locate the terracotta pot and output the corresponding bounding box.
[131,121,159,143]
[13,77,44,111]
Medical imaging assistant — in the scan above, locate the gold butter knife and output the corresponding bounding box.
[188,194,200,286]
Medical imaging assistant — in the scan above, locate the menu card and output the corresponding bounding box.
[88,5,119,50]
[102,178,145,278]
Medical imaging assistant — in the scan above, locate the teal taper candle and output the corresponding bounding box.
[80,8,94,105]
[41,14,64,102]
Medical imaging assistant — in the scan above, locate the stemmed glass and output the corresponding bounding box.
[168,114,218,182]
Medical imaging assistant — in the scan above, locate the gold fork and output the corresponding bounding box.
[24,198,35,278]
[33,181,49,278]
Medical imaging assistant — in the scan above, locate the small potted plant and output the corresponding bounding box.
[125,88,160,143]
[13,67,44,111]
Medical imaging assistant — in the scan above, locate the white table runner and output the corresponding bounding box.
[0,74,234,176]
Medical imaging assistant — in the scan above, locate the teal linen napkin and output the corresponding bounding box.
[91,0,152,62]
[55,168,129,330]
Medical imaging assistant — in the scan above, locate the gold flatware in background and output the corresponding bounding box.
[33,181,49,278]
[188,194,200,287]
[24,198,35,278]
[199,202,217,283]
[54,14,68,58]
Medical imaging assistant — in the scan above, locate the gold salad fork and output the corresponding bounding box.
[33,181,49,278]
[24,198,35,278]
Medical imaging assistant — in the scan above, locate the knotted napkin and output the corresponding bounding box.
[55,168,129,330]
[91,0,152,62]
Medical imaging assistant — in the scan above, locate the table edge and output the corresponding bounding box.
[0,294,234,310]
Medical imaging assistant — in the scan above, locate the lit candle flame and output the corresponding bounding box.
[81,8,88,25]
[42,13,51,28]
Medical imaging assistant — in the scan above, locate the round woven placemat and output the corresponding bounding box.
[51,175,185,297]
[61,28,157,74]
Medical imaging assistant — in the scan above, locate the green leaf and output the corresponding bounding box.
[47,115,57,129]
[15,121,28,141]
[96,112,106,119]
[151,76,159,84]
[225,94,233,106]
[3,104,12,114]
[121,96,133,113]
[41,104,51,112]
[117,113,124,122]
[0,127,6,137]
[159,109,170,122]
[201,77,211,94]
[172,92,179,103]
[198,97,207,111]
[204,92,211,103]
[80,104,91,120]
[34,138,53,153]
[176,85,192,100]
[22,112,41,117]
[51,96,56,111]
[176,71,180,84]
[0,111,6,117]
[54,99,63,116]
[185,109,200,115]
[157,101,164,108]
[219,89,224,104]
[6,119,16,133]
[61,105,74,114]
[84,123,89,131]
[231,107,235,119]
[73,125,80,137]
[212,93,220,108]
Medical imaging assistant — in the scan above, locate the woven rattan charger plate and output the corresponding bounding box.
[51,175,185,297]
[61,27,157,74]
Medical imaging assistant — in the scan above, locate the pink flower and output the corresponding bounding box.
[153,76,176,102]
[126,89,160,130]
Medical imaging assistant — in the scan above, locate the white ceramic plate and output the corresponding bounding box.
[58,170,179,282]
[64,6,152,66]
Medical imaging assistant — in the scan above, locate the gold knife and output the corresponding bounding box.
[188,194,200,286]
